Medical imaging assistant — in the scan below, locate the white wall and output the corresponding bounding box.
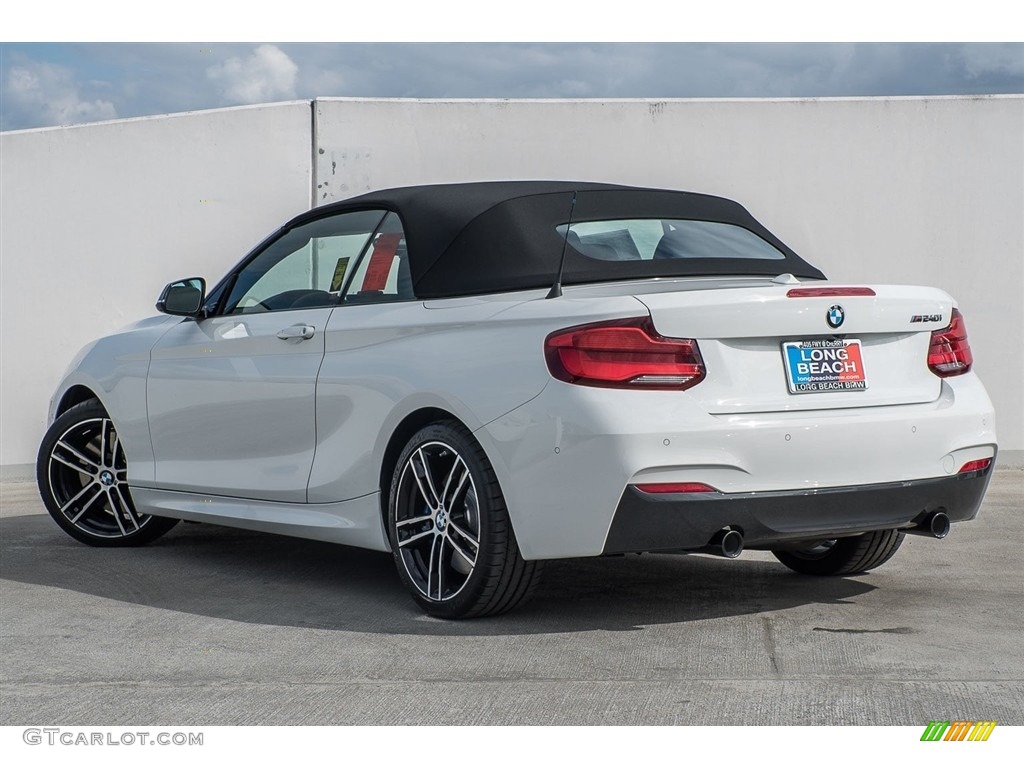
[1,102,313,472]
[314,96,1023,463]
[2,96,1021,472]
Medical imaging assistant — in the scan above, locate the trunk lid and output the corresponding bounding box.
[635,282,954,414]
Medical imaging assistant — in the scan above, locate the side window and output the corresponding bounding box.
[342,212,414,305]
[223,209,387,314]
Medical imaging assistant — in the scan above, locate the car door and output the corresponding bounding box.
[146,208,388,502]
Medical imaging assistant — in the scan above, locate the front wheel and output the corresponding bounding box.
[387,421,541,619]
[772,529,905,576]
[36,401,179,547]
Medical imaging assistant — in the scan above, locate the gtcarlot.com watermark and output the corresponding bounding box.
[23,728,203,746]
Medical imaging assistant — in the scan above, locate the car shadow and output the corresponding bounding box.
[1,513,875,636]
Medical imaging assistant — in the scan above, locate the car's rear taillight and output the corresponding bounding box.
[545,317,705,389]
[927,308,973,377]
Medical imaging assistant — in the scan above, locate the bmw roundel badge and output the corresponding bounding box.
[826,304,845,329]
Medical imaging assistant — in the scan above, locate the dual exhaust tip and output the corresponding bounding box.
[701,511,950,557]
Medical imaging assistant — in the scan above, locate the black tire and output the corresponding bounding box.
[772,529,905,576]
[387,420,542,619]
[36,400,179,547]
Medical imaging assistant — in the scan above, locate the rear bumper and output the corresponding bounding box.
[478,372,997,560]
[603,466,994,554]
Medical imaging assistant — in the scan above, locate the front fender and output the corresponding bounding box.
[47,315,178,484]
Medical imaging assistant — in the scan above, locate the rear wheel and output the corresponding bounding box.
[772,529,905,576]
[37,401,178,547]
[387,421,541,619]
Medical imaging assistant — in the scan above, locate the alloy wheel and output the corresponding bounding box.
[46,417,151,538]
[393,441,481,601]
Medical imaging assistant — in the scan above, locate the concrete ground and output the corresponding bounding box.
[1,472,1021,726]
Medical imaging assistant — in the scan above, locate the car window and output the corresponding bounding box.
[559,219,786,262]
[223,209,387,314]
[341,212,415,305]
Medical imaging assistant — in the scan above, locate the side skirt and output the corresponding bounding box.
[130,486,390,551]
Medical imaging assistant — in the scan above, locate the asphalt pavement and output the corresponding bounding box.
[2,472,1021,725]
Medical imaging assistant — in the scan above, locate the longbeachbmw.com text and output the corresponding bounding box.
[23,729,203,746]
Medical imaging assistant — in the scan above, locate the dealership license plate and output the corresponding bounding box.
[782,339,868,394]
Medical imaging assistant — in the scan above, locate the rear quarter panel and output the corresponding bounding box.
[306,292,648,503]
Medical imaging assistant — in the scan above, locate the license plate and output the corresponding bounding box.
[782,339,868,394]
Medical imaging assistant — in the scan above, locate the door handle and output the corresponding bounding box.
[276,324,315,341]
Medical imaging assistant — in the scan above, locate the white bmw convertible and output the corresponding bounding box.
[37,181,997,618]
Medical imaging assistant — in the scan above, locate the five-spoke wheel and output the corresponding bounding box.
[37,401,178,546]
[388,421,541,619]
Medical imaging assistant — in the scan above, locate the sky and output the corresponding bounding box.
[2,42,1022,132]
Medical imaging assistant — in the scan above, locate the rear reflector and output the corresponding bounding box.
[634,483,718,494]
[545,317,705,390]
[928,309,973,377]
[958,458,992,474]
[786,287,877,297]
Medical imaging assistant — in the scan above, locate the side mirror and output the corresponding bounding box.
[156,277,206,317]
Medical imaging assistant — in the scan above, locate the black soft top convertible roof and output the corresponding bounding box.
[290,181,824,299]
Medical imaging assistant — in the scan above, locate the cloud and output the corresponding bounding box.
[2,43,1021,132]
[4,59,117,128]
[206,44,299,104]
[962,43,1024,79]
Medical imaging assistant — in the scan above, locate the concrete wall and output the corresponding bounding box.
[314,96,1023,463]
[2,96,1021,473]
[1,102,314,473]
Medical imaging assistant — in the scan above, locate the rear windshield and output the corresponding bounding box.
[558,219,786,263]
